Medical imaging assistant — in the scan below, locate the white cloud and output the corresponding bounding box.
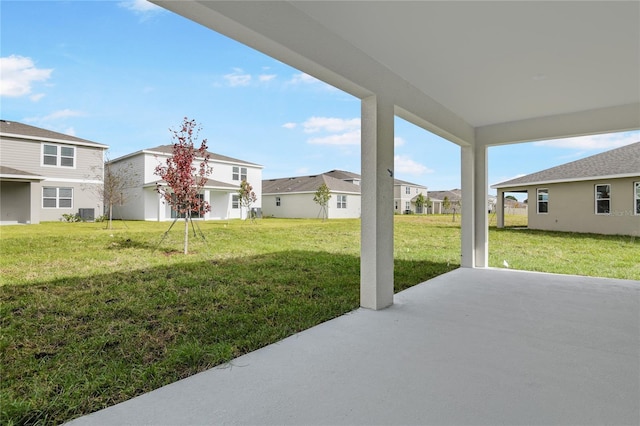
[224,69,252,87]
[30,93,45,102]
[289,72,321,85]
[282,122,297,129]
[118,0,162,13]
[63,127,77,137]
[302,117,360,134]
[24,109,85,127]
[308,130,361,146]
[394,137,405,147]
[258,74,277,82]
[394,155,433,176]
[533,131,640,150]
[0,55,52,98]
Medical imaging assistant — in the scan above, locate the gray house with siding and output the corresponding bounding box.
[492,142,640,236]
[0,120,108,224]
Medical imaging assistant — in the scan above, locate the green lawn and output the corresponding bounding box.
[1,216,638,425]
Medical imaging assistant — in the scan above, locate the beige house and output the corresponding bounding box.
[263,170,427,218]
[492,142,640,236]
[0,120,108,224]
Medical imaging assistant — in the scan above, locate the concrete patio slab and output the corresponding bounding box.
[67,268,639,425]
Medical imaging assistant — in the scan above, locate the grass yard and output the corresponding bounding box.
[1,215,638,425]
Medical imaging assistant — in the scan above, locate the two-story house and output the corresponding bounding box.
[0,120,109,224]
[107,145,262,221]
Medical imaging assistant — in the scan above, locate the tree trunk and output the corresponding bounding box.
[108,203,113,230]
[183,214,189,254]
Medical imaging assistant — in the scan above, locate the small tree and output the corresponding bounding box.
[415,193,425,214]
[87,152,138,230]
[238,180,258,222]
[426,196,433,214]
[313,183,331,221]
[443,196,451,214]
[154,118,212,254]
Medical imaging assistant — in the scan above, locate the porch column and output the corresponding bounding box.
[460,145,475,267]
[360,95,394,310]
[496,190,505,228]
[474,144,489,267]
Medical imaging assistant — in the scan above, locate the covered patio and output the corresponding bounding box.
[69,268,639,425]
[69,2,639,424]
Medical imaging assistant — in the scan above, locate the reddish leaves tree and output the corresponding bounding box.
[155,117,212,253]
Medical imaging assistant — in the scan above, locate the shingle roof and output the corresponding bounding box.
[144,145,261,167]
[0,119,108,148]
[493,142,640,188]
[427,189,461,202]
[0,166,45,179]
[324,169,426,188]
[263,174,361,194]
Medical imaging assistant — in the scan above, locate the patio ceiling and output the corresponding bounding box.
[153,1,640,146]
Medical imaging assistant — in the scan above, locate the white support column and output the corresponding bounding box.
[460,145,475,267]
[496,190,505,229]
[474,144,488,267]
[360,95,395,310]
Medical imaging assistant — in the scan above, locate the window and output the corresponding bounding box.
[405,201,410,211]
[635,182,640,215]
[405,186,411,194]
[537,188,548,213]
[43,187,73,208]
[43,144,75,167]
[232,166,247,181]
[275,196,281,207]
[232,195,239,209]
[337,195,347,209]
[595,184,610,214]
[170,194,204,218]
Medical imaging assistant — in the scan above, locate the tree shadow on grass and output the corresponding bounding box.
[1,250,456,426]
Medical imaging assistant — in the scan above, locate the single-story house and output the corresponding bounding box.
[492,142,640,236]
[0,120,108,224]
[107,145,262,221]
[262,172,361,219]
[262,170,428,218]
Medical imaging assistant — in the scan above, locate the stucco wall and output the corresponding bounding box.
[525,177,639,236]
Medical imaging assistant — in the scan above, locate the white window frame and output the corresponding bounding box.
[42,143,76,168]
[275,196,281,207]
[537,188,548,214]
[405,186,411,195]
[42,187,73,208]
[337,195,347,209]
[635,182,640,216]
[405,201,411,211]
[595,184,611,215]
[232,195,239,209]
[232,166,247,181]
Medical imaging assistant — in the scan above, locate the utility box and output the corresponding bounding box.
[78,208,95,221]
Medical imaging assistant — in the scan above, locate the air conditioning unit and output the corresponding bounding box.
[78,208,95,221]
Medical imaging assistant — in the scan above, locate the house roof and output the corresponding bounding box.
[263,173,361,195]
[0,119,108,149]
[141,145,262,167]
[428,189,462,202]
[324,169,426,188]
[492,142,640,189]
[0,165,45,181]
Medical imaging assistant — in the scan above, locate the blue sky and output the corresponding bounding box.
[2,0,638,199]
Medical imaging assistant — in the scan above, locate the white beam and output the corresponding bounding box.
[474,144,488,268]
[476,103,640,146]
[361,96,394,310]
[460,145,474,268]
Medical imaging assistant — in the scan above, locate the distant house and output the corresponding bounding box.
[262,169,428,218]
[427,189,461,214]
[107,145,262,221]
[0,120,109,224]
[492,142,640,236]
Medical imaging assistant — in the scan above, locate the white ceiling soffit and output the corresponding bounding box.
[153,1,640,147]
